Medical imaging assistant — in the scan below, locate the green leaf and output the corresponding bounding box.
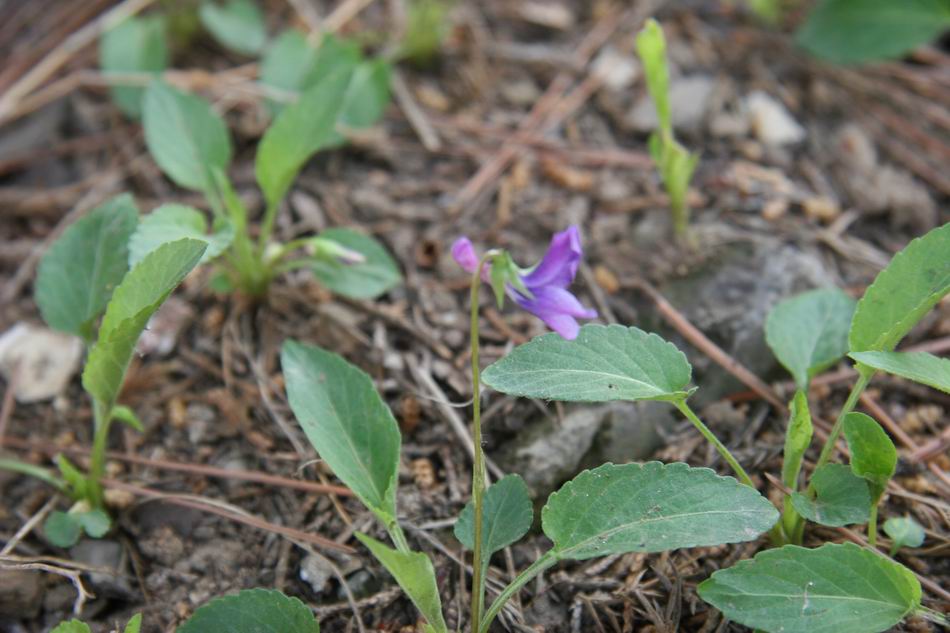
[849,223,950,353]
[56,454,89,501]
[781,390,813,491]
[282,340,400,523]
[51,620,92,633]
[850,350,950,395]
[143,80,233,193]
[177,588,319,633]
[883,516,925,551]
[482,324,692,403]
[339,60,391,130]
[77,509,111,538]
[790,464,870,527]
[843,412,897,502]
[111,404,144,432]
[542,462,777,560]
[35,194,139,341]
[635,18,671,135]
[99,16,168,118]
[83,239,207,410]
[766,288,856,390]
[698,542,922,633]
[256,56,390,205]
[45,511,81,548]
[199,0,266,55]
[355,533,447,633]
[128,204,234,266]
[260,31,361,115]
[454,474,532,579]
[256,69,352,206]
[489,254,507,308]
[796,0,950,65]
[310,228,401,299]
[124,614,143,633]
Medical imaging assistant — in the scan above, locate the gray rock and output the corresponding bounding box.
[70,538,134,598]
[499,402,671,498]
[628,75,715,133]
[300,552,335,594]
[660,226,837,405]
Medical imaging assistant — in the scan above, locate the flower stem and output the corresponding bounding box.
[87,399,113,509]
[480,551,558,633]
[673,399,755,488]
[468,255,493,633]
[810,366,874,487]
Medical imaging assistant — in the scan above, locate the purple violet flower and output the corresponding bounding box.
[452,226,598,339]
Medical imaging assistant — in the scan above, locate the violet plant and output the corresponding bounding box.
[282,225,778,632]
[100,8,400,299]
[0,195,207,547]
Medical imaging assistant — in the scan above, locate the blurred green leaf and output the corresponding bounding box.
[309,228,401,299]
[51,620,92,633]
[796,0,950,64]
[884,516,925,553]
[35,194,138,341]
[45,511,81,548]
[177,588,319,633]
[99,16,168,117]
[199,0,267,55]
[143,81,233,193]
[850,350,950,395]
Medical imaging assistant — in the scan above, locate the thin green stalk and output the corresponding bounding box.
[673,399,755,488]
[468,254,493,632]
[257,200,280,253]
[87,399,114,509]
[480,551,558,633]
[0,458,67,493]
[810,367,874,486]
[387,521,411,554]
[868,505,878,548]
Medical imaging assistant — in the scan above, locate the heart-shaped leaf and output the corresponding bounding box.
[766,288,855,390]
[482,325,692,403]
[35,194,139,341]
[699,542,922,633]
[44,511,82,548]
[843,412,897,503]
[455,474,532,579]
[99,16,168,118]
[850,350,950,395]
[542,462,777,560]
[884,516,925,551]
[128,204,234,266]
[199,0,267,56]
[282,340,400,524]
[790,464,870,527]
[143,81,233,193]
[355,534,447,633]
[177,588,319,633]
[83,239,207,410]
[310,228,401,299]
[849,222,950,353]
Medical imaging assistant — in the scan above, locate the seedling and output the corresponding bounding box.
[0,196,206,546]
[884,516,926,557]
[100,10,400,299]
[635,19,699,242]
[283,226,778,633]
[52,613,141,633]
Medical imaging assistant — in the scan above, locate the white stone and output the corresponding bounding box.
[0,323,82,403]
[746,90,805,146]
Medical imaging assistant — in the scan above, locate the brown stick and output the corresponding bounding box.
[102,478,355,554]
[0,435,352,497]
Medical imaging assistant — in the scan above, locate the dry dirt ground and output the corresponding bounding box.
[0,1,948,631]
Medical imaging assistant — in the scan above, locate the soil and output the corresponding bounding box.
[0,1,948,632]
